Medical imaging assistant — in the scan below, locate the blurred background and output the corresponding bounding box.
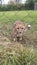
[0,0,37,11]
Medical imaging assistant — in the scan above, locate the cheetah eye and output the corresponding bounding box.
[21,28,23,29]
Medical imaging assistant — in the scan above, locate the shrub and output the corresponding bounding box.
[0,3,34,11]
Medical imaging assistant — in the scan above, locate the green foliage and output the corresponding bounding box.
[25,0,37,10]
[0,11,37,65]
[0,11,37,31]
[0,44,37,65]
[25,0,34,10]
[1,0,37,11]
[26,0,37,3]
[33,0,37,2]
[0,3,34,11]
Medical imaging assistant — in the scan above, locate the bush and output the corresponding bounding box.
[25,3,34,10]
[0,3,34,11]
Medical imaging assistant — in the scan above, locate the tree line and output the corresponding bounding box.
[0,0,37,11]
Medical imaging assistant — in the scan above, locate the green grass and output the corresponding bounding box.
[0,11,37,31]
[0,43,37,65]
[0,11,37,65]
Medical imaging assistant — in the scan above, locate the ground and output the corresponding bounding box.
[0,11,37,65]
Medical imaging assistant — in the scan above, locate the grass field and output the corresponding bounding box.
[0,11,37,65]
[0,11,37,31]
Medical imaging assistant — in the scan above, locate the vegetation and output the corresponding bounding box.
[0,11,37,65]
[0,3,34,11]
[0,0,37,11]
[0,11,37,31]
[25,0,34,10]
[26,0,37,3]
[0,43,37,65]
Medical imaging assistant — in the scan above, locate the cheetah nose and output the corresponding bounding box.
[19,32,21,33]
